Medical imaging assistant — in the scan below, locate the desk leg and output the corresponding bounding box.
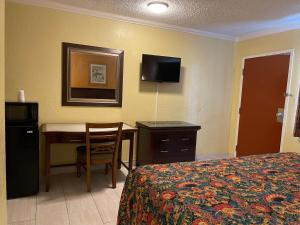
[128,133,134,172]
[118,140,122,169]
[45,138,51,192]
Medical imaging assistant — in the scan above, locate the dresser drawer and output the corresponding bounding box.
[152,133,172,146]
[154,153,195,164]
[175,132,196,146]
[152,132,195,146]
[174,146,195,155]
[153,143,195,156]
[152,131,196,157]
[173,132,196,155]
[152,133,175,156]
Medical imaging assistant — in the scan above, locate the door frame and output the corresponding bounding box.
[234,49,295,157]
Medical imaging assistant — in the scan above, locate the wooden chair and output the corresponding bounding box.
[76,122,123,192]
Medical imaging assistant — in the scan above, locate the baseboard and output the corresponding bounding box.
[51,165,78,174]
[40,155,230,177]
[196,153,229,161]
[41,161,132,175]
[38,164,110,184]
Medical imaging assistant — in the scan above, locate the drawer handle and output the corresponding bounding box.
[161,139,170,142]
[180,148,190,152]
[160,150,169,153]
[26,130,33,134]
[70,139,83,142]
[181,138,190,141]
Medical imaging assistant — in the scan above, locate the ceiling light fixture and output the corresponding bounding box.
[147,1,169,14]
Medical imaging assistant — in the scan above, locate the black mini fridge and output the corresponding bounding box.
[5,102,39,199]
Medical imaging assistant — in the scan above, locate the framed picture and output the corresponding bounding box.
[90,64,107,84]
[62,42,124,107]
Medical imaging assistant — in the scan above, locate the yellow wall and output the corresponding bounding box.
[5,2,235,167]
[0,0,7,224]
[229,30,300,156]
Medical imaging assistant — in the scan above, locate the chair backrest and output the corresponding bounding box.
[85,122,123,161]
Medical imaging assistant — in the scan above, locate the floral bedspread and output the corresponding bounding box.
[117,153,300,225]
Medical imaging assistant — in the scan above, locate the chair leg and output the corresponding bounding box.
[112,162,116,189]
[86,161,91,192]
[105,163,109,174]
[76,152,81,177]
[86,172,91,192]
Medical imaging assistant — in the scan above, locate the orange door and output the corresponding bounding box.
[236,54,290,157]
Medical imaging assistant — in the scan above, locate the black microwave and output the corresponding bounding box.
[5,102,38,124]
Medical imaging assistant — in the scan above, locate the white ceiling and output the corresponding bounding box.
[10,0,300,40]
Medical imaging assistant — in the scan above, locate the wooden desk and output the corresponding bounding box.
[41,123,137,192]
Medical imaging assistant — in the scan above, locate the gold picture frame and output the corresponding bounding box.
[62,42,124,107]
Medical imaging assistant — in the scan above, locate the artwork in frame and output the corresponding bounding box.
[62,42,124,107]
[90,64,107,84]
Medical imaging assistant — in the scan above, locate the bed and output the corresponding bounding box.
[117,152,300,224]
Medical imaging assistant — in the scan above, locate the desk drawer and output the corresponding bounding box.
[63,134,85,143]
[50,133,85,143]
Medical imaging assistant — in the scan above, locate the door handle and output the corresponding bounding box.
[276,108,284,123]
[284,93,293,97]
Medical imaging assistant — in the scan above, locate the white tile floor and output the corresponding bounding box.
[7,167,128,225]
[7,155,227,225]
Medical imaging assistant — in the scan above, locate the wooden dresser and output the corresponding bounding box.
[136,121,201,166]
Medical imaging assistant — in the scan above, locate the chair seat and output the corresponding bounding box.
[76,144,114,160]
[77,145,89,152]
[77,141,115,153]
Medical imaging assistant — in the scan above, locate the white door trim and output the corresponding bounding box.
[234,49,295,157]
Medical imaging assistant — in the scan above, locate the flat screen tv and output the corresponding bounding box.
[141,54,181,83]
